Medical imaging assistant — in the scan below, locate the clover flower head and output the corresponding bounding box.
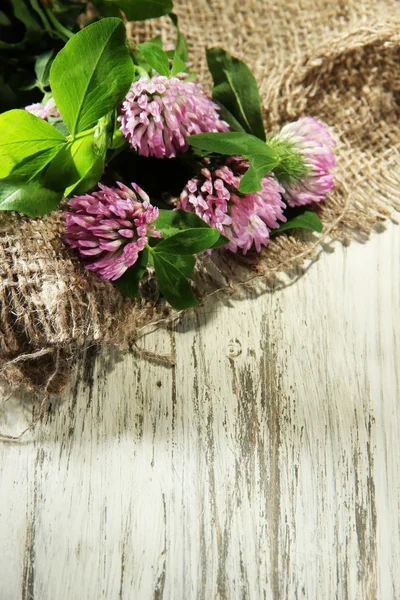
[178,157,286,254]
[25,96,60,120]
[270,116,336,207]
[118,75,229,158]
[64,182,160,281]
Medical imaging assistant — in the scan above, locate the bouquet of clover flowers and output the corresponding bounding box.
[0,13,335,310]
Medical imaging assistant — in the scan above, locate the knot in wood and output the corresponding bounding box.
[227,340,242,358]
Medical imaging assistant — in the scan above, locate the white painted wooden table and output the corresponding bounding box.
[0,223,399,600]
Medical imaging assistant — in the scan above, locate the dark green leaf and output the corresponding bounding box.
[110,128,127,150]
[154,209,211,238]
[153,252,199,309]
[115,0,173,21]
[0,11,12,27]
[210,233,229,249]
[155,228,220,255]
[50,18,134,136]
[115,247,149,297]
[0,109,66,179]
[131,52,152,76]
[238,153,278,194]
[149,35,163,47]
[216,104,246,133]
[154,210,228,250]
[93,111,115,156]
[188,132,278,192]
[171,53,187,76]
[35,50,54,91]
[156,252,195,278]
[48,1,82,34]
[169,13,188,61]
[188,131,271,156]
[10,145,66,181]
[184,72,197,83]
[0,178,62,216]
[0,0,34,48]
[137,42,170,77]
[271,211,323,235]
[28,0,53,36]
[0,40,21,50]
[48,118,70,136]
[66,151,104,194]
[66,157,104,196]
[0,74,18,112]
[206,47,265,141]
[9,0,43,45]
[44,134,104,195]
[91,0,121,18]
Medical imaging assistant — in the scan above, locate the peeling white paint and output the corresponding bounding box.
[0,223,399,600]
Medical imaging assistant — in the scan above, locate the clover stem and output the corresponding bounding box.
[43,7,74,41]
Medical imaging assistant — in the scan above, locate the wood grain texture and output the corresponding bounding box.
[0,223,399,600]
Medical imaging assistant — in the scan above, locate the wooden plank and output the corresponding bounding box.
[0,223,399,599]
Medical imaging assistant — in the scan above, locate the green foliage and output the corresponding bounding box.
[206,48,265,140]
[171,53,187,76]
[44,134,104,194]
[0,0,174,113]
[216,105,246,134]
[155,209,228,247]
[161,253,195,278]
[0,178,62,217]
[133,13,189,78]
[210,233,229,248]
[0,1,81,111]
[34,50,55,93]
[149,210,227,308]
[117,209,228,308]
[137,42,170,77]
[104,0,173,21]
[271,212,323,235]
[153,228,220,255]
[239,153,276,194]
[0,18,135,215]
[170,13,189,62]
[91,1,121,18]
[152,252,200,309]
[154,209,211,237]
[188,131,271,157]
[115,247,149,298]
[50,18,134,136]
[0,0,42,50]
[0,10,12,27]
[0,109,66,179]
[188,132,278,193]
[115,248,196,305]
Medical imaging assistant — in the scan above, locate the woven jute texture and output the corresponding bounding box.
[1,0,399,395]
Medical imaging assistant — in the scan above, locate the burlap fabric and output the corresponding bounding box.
[1,0,399,395]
